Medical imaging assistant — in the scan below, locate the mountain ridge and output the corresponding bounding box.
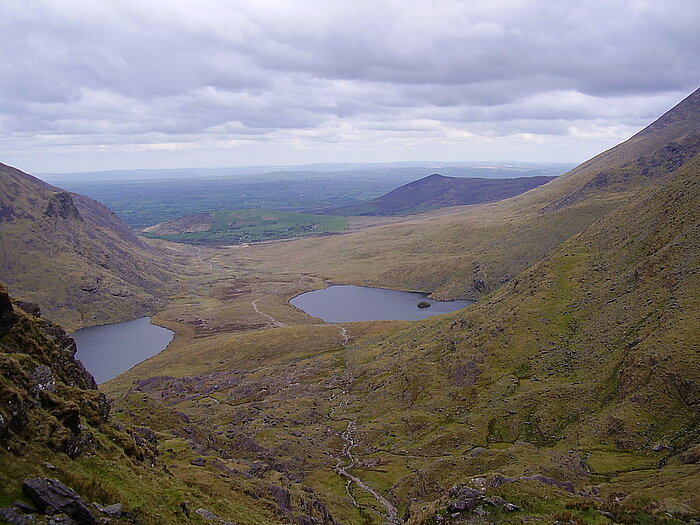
[317,174,555,216]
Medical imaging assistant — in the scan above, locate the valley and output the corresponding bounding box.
[1,88,699,525]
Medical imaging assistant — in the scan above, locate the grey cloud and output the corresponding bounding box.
[0,0,698,171]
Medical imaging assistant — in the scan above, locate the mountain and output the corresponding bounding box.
[1,88,698,525]
[246,88,700,302]
[82,87,700,524]
[0,163,178,331]
[317,174,555,216]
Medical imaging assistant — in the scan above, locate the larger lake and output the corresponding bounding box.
[73,316,174,384]
[290,285,473,323]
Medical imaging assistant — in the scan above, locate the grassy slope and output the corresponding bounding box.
[338,153,700,522]
[101,90,700,524]
[109,149,699,524]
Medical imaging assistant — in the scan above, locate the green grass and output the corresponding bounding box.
[142,209,348,245]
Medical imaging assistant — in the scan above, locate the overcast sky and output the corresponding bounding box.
[1,0,698,173]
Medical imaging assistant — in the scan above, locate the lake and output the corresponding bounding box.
[72,316,174,384]
[289,285,473,323]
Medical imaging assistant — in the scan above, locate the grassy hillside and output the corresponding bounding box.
[100,88,700,524]
[318,174,555,216]
[143,209,348,245]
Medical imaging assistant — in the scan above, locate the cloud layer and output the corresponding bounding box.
[1,0,698,171]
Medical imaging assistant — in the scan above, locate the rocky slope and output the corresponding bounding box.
[0,283,339,524]
[0,164,180,330]
[317,174,555,216]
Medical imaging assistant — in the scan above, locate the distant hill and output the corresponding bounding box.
[317,174,555,216]
[0,163,177,330]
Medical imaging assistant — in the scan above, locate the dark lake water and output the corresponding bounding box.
[290,285,473,323]
[72,316,174,384]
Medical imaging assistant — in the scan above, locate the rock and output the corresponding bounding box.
[48,517,77,524]
[0,506,35,525]
[447,497,476,513]
[103,504,122,519]
[0,284,16,336]
[190,457,206,466]
[13,501,37,513]
[43,463,57,471]
[15,301,41,318]
[132,426,157,446]
[483,496,506,507]
[29,365,56,395]
[22,478,96,525]
[503,503,520,512]
[195,508,235,525]
[44,192,83,221]
[448,486,483,499]
[269,485,291,512]
[488,474,516,488]
[520,474,575,493]
[417,301,431,309]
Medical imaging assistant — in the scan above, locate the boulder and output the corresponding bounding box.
[0,284,15,336]
[15,301,41,318]
[447,497,476,513]
[22,478,96,525]
[417,301,431,309]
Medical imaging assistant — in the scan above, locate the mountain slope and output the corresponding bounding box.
[102,88,700,524]
[0,163,179,330]
[335,152,700,522]
[318,174,555,216]
[244,88,700,301]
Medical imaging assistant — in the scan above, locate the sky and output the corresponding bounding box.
[1,0,698,174]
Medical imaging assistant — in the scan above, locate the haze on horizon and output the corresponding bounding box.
[1,0,698,175]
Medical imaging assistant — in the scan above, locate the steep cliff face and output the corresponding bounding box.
[0,163,179,331]
[0,284,104,457]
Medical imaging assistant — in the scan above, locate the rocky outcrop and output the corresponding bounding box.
[0,284,15,335]
[43,191,84,221]
[439,485,520,520]
[22,478,96,525]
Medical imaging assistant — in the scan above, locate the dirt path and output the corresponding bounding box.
[251,291,287,328]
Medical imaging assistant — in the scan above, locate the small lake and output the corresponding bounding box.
[72,316,174,384]
[290,285,473,323]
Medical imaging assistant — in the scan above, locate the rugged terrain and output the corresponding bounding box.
[318,174,555,216]
[0,164,184,330]
[0,88,698,525]
[0,284,340,524]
